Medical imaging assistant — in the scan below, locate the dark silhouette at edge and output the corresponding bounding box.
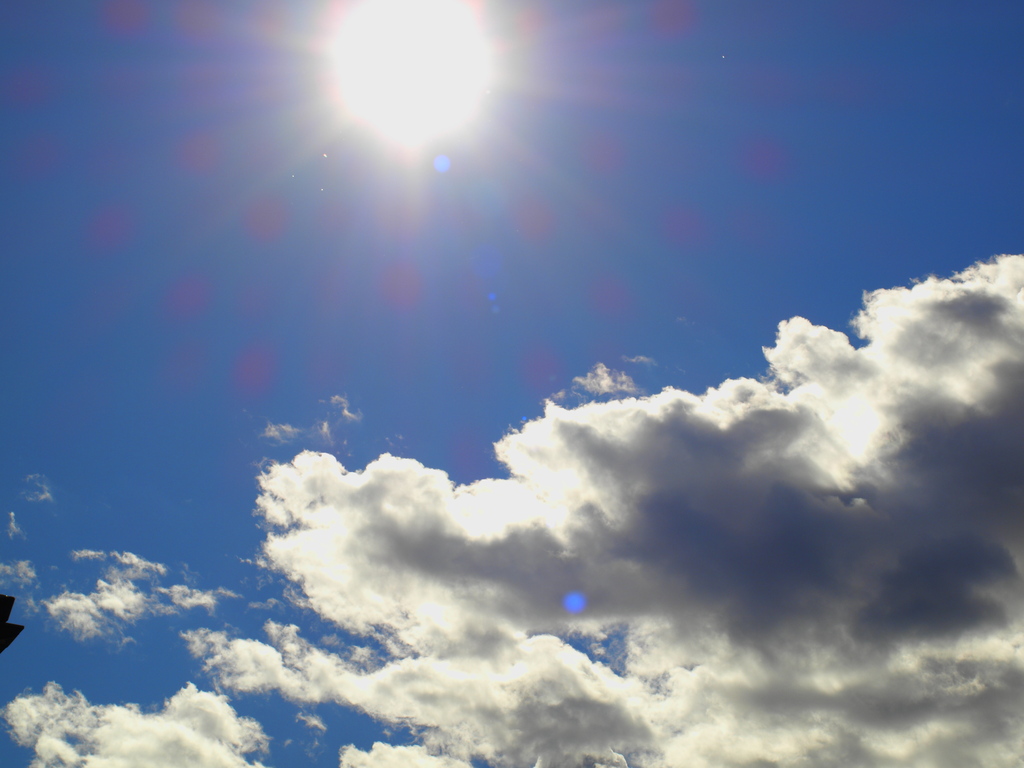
[0,594,24,655]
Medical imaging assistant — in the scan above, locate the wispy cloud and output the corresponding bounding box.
[296,712,326,733]
[22,474,53,503]
[7,511,24,539]
[183,256,1024,767]
[70,549,107,561]
[261,395,362,446]
[329,395,363,423]
[622,354,655,366]
[261,422,303,443]
[46,551,238,642]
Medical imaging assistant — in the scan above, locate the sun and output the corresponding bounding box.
[333,0,493,147]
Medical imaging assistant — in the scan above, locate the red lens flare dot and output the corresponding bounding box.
[588,276,632,318]
[515,198,556,243]
[651,0,696,37]
[101,0,149,35]
[3,68,53,108]
[177,131,220,174]
[244,196,289,243]
[663,205,708,248]
[13,134,63,178]
[232,344,277,398]
[521,346,564,397]
[87,205,135,253]
[164,275,212,322]
[379,262,423,311]
[582,132,625,174]
[175,0,222,39]
[741,137,790,181]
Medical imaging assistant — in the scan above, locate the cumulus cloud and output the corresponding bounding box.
[186,256,1024,767]
[22,474,53,502]
[3,682,269,768]
[46,551,238,641]
[572,363,638,396]
[0,560,37,589]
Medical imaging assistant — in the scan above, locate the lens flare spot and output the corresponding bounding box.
[14,133,63,178]
[563,592,587,614]
[741,136,790,181]
[101,0,149,35]
[379,262,423,310]
[582,132,625,174]
[434,154,452,173]
[174,0,221,39]
[87,205,135,253]
[3,68,53,108]
[164,274,211,322]
[521,346,563,396]
[232,344,277,398]
[588,276,632,318]
[177,130,220,174]
[244,196,289,243]
[514,6,546,40]
[651,0,697,37]
[515,197,556,243]
[663,205,708,248]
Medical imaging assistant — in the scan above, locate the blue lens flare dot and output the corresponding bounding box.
[433,155,451,173]
[563,591,587,614]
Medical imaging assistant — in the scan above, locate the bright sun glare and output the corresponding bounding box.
[334,0,493,147]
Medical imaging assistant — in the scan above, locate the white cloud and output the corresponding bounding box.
[315,419,333,443]
[572,363,638,396]
[7,511,24,539]
[3,682,269,768]
[186,256,1024,767]
[22,474,53,503]
[110,550,167,580]
[329,395,363,422]
[296,712,326,733]
[0,560,37,588]
[622,355,655,366]
[46,551,237,641]
[340,743,473,768]
[158,584,239,612]
[188,620,652,767]
[46,580,154,641]
[262,422,304,443]
[261,396,361,447]
[71,548,108,561]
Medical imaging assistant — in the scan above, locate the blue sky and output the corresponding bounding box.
[2,1,1024,766]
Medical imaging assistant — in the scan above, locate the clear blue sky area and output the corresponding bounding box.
[2,2,1023,767]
